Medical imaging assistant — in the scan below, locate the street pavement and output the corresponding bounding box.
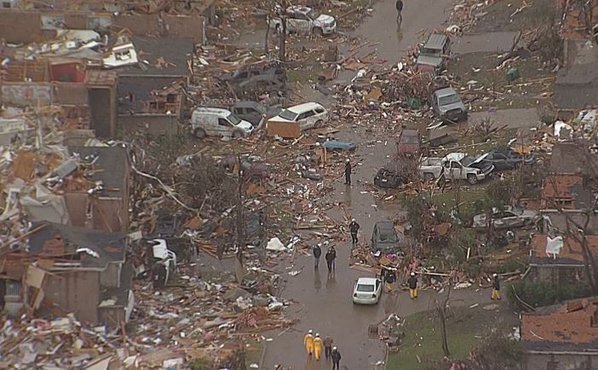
[258,0,489,369]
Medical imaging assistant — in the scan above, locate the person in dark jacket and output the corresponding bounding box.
[344,159,352,185]
[325,246,336,275]
[313,244,322,269]
[323,335,334,360]
[385,268,397,293]
[331,347,342,370]
[491,273,501,300]
[407,272,418,299]
[349,219,360,245]
[396,0,404,24]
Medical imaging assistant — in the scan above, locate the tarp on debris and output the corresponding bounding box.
[546,235,564,257]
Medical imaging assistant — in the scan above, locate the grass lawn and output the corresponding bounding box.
[387,305,508,369]
[430,188,486,216]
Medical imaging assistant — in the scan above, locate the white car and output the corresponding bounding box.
[352,277,382,305]
[269,6,337,36]
[191,107,254,139]
[267,102,328,131]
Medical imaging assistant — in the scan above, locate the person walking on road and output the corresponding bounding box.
[304,330,314,356]
[313,333,323,361]
[344,159,352,185]
[349,219,360,245]
[491,273,501,300]
[325,246,337,275]
[313,244,322,269]
[395,0,404,25]
[385,268,397,293]
[323,335,334,360]
[408,272,418,299]
[331,347,342,370]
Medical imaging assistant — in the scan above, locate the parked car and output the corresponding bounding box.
[231,101,282,129]
[191,107,254,139]
[416,33,450,74]
[219,154,270,180]
[371,221,401,252]
[419,153,493,184]
[483,147,537,171]
[374,167,407,188]
[267,102,328,131]
[430,87,468,123]
[397,129,421,155]
[472,206,539,230]
[459,153,495,174]
[236,74,286,96]
[352,277,383,304]
[218,65,286,84]
[270,6,337,36]
[322,139,357,151]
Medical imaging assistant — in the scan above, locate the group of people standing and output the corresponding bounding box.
[313,242,337,276]
[304,330,342,369]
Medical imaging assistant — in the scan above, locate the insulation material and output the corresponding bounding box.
[546,235,564,258]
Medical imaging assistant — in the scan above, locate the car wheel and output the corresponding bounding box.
[467,174,478,185]
[314,120,323,128]
[424,173,435,182]
[193,128,206,139]
[232,130,243,139]
[313,27,323,36]
[275,24,281,34]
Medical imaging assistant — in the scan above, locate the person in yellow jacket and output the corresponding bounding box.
[304,329,314,356]
[313,333,323,360]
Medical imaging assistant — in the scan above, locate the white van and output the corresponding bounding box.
[191,108,254,139]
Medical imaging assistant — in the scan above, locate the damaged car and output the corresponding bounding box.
[374,167,408,189]
[219,154,270,180]
[483,147,537,171]
[148,239,177,289]
[430,87,468,123]
[472,206,539,230]
[270,6,337,36]
[416,33,450,74]
[231,101,282,129]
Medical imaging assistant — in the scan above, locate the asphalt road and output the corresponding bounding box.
[259,0,463,368]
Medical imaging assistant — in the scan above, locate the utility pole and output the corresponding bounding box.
[235,153,246,283]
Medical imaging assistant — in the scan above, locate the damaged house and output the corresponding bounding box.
[528,234,598,285]
[521,297,598,370]
[0,57,118,138]
[116,36,193,137]
[8,144,132,234]
[0,221,133,328]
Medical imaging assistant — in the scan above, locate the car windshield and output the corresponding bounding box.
[307,9,320,18]
[460,156,477,167]
[438,94,461,106]
[357,284,375,292]
[378,230,397,243]
[421,47,441,56]
[227,113,241,125]
[278,109,299,121]
[401,134,419,144]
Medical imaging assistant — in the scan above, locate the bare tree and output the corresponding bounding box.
[436,283,452,357]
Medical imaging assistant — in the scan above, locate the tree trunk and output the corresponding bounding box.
[265,16,270,54]
[279,16,287,62]
[437,284,451,357]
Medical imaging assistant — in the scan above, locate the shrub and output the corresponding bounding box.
[508,280,592,308]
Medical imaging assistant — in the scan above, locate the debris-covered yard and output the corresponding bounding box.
[0,0,597,368]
